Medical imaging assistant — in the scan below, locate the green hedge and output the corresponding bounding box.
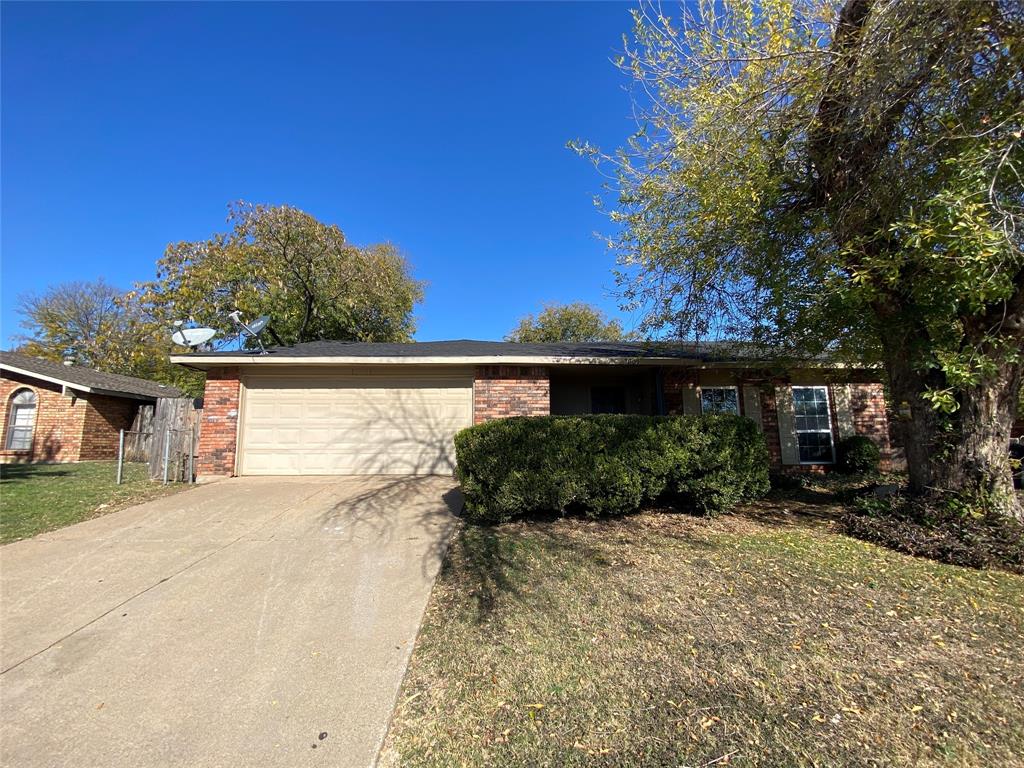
[455,414,770,524]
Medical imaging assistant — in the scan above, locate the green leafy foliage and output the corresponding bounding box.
[454,414,769,524]
[133,201,424,348]
[575,0,1023,512]
[837,435,882,474]
[15,279,202,395]
[506,302,626,343]
[15,203,424,397]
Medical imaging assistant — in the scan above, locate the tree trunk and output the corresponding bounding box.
[942,365,1023,519]
[298,290,314,343]
[883,349,941,492]
[884,341,1023,521]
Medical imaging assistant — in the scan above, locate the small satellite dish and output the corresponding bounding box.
[227,311,270,354]
[245,315,270,337]
[171,327,217,347]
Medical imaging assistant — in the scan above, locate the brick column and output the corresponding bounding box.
[473,366,550,424]
[662,369,698,415]
[196,367,241,478]
[850,382,894,470]
[759,384,784,469]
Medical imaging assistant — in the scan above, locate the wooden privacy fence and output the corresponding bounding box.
[117,397,203,484]
[123,404,155,462]
[147,397,203,482]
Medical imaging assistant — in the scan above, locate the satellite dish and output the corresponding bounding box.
[171,327,217,347]
[227,310,270,354]
[247,315,270,336]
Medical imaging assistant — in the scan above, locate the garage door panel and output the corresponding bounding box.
[238,372,473,476]
[243,452,301,474]
[276,403,303,419]
[245,402,278,419]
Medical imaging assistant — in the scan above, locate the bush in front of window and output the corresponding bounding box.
[454,414,770,524]
[836,435,881,474]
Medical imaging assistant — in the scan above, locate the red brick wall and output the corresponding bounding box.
[196,367,240,477]
[0,372,142,463]
[473,366,550,424]
[758,384,837,474]
[758,384,784,469]
[0,372,86,462]
[662,369,698,416]
[756,379,895,473]
[78,394,139,461]
[849,382,895,470]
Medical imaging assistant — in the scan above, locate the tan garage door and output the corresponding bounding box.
[238,371,473,475]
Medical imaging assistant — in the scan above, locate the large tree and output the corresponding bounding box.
[577,0,1023,517]
[134,202,424,348]
[17,279,135,366]
[507,301,626,343]
[15,279,197,391]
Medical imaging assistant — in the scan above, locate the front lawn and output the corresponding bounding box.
[0,461,185,544]
[383,496,1024,766]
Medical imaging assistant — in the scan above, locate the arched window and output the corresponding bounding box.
[6,389,37,451]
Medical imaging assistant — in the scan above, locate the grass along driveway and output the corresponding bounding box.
[382,497,1024,767]
[0,461,186,543]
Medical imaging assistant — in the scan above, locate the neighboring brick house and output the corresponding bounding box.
[171,340,906,480]
[0,351,181,464]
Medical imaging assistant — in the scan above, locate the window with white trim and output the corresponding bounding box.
[700,386,739,415]
[792,386,834,463]
[6,389,37,451]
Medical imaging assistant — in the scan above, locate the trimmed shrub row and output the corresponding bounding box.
[455,414,770,524]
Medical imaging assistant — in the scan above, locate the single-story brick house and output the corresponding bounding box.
[0,351,181,463]
[171,340,900,480]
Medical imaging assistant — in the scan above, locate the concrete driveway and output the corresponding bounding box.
[0,476,460,767]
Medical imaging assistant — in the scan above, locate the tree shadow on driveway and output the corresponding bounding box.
[316,475,463,581]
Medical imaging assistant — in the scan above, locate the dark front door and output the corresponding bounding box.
[591,386,627,414]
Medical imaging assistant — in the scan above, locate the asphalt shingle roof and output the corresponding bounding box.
[179,338,810,363]
[0,351,182,399]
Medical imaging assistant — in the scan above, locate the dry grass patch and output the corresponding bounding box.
[383,503,1024,767]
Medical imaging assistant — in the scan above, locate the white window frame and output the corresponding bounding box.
[6,388,37,451]
[699,386,740,415]
[792,385,835,464]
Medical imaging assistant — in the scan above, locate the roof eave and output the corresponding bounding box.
[90,388,163,402]
[168,354,855,369]
[0,363,95,394]
[170,354,702,367]
[1,363,172,400]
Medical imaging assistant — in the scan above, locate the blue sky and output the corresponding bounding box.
[1,1,643,346]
